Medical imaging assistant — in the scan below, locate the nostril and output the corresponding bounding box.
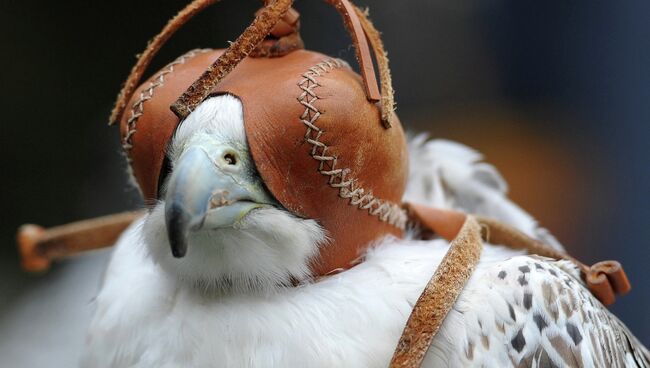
[223,152,237,166]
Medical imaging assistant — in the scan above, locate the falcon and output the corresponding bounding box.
[82,95,649,367]
[14,0,646,367]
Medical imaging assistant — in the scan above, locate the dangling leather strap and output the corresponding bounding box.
[325,0,380,103]
[390,215,483,368]
[350,4,397,128]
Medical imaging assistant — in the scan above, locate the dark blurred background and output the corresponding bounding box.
[1,0,648,348]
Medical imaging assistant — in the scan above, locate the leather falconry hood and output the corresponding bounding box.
[111,0,409,276]
[13,2,634,364]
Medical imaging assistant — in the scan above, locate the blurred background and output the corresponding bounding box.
[0,0,648,365]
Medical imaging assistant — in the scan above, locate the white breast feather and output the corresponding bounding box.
[81,135,649,367]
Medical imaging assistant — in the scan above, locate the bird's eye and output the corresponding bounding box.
[224,152,237,165]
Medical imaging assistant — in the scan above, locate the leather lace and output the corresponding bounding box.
[109,0,397,128]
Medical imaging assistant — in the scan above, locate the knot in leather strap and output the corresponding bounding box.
[585,260,631,306]
[250,6,303,57]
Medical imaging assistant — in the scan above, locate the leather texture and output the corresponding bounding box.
[120,48,408,276]
[390,215,483,368]
[405,204,468,242]
[325,0,381,102]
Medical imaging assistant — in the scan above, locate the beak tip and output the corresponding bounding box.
[167,225,189,258]
[166,200,191,258]
[171,246,187,258]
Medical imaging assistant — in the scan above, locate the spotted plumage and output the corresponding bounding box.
[406,136,649,367]
[433,255,650,367]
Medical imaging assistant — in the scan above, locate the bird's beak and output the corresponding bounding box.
[164,144,273,258]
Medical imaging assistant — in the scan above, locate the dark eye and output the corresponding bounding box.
[224,153,237,165]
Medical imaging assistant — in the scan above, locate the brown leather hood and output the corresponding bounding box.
[116,0,410,276]
[120,48,408,275]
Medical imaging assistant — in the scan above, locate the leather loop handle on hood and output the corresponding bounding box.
[171,0,393,126]
[325,0,381,103]
[108,0,395,127]
[329,0,397,128]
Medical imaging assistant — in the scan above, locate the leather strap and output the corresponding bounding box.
[476,216,631,305]
[325,0,381,102]
[390,215,483,368]
[249,7,304,58]
[171,0,295,118]
[350,4,396,128]
[404,203,467,242]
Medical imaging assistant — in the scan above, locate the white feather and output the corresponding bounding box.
[4,95,646,367]
[405,135,564,251]
[168,94,247,165]
[83,218,526,367]
[143,204,325,294]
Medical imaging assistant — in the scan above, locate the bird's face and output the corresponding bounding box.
[142,95,326,292]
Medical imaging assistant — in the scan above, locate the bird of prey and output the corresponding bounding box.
[81,95,650,367]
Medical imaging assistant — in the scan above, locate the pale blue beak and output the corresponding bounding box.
[164,144,273,258]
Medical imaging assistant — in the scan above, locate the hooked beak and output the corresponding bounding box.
[164,145,272,258]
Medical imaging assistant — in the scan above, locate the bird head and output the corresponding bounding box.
[142,95,325,291]
[112,2,409,292]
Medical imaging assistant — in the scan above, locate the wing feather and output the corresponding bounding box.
[432,255,650,367]
[405,136,564,251]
